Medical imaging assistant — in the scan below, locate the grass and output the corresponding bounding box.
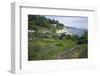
[28,39,79,60]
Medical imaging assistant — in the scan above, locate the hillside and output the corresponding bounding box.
[28,15,64,33]
[28,15,88,60]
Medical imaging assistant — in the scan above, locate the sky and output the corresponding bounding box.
[45,15,88,29]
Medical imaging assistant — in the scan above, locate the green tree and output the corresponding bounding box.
[77,31,88,44]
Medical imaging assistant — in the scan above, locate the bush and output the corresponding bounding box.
[71,35,79,41]
[77,31,88,45]
[55,43,63,47]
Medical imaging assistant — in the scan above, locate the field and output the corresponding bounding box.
[28,38,87,60]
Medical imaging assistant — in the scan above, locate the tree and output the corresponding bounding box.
[57,23,64,29]
[71,35,79,41]
[77,31,88,44]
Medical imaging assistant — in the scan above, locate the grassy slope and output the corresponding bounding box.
[28,39,79,60]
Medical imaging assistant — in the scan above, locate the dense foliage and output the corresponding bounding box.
[28,15,64,32]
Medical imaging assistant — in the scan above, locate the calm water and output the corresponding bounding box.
[67,27,87,37]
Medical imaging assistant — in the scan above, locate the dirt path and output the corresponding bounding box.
[56,46,83,59]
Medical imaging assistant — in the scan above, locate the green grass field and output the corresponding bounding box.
[28,38,87,60]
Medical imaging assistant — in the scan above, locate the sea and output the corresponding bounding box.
[66,27,88,37]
